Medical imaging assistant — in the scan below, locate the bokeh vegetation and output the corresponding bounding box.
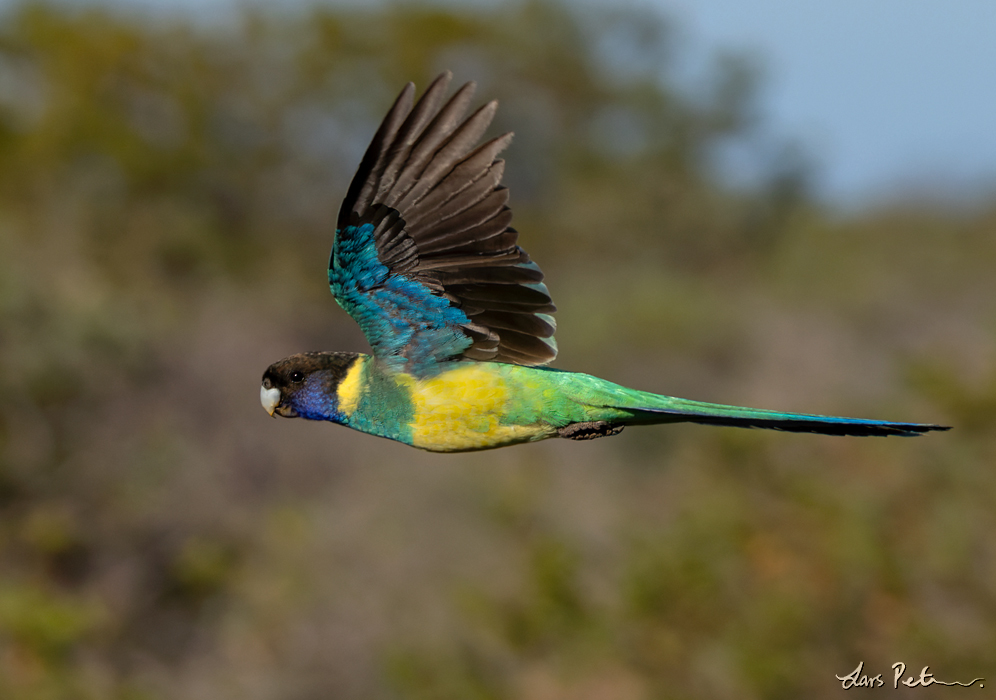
[0,1,993,698]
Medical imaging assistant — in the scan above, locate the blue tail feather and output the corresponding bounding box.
[628,401,948,437]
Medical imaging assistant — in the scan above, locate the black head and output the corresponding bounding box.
[260,351,360,420]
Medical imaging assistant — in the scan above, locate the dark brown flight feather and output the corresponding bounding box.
[335,72,557,366]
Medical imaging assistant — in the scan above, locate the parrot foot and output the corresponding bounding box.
[557,421,625,440]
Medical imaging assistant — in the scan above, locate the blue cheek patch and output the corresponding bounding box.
[291,378,342,422]
[330,223,472,376]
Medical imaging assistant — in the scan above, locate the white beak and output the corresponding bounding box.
[260,385,281,416]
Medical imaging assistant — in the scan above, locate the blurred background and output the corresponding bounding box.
[0,1,993,698]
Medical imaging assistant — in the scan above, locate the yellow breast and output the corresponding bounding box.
[405,364,547,452]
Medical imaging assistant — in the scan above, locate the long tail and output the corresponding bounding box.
[622,396,948,437]
[561,374,950,437]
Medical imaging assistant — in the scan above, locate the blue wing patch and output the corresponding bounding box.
[330,74,558,371]
[330,223,473,376]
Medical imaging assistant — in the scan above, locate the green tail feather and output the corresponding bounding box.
[553,371,949,438]
[622,396,947,437]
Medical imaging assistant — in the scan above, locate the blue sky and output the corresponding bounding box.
[6,0,995,207]
[651,0,996,205]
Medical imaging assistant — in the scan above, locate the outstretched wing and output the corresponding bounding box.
[330,72,557,377]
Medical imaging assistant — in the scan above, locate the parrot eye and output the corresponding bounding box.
[290,371,304,383]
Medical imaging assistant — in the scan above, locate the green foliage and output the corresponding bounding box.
[0,1,992,698]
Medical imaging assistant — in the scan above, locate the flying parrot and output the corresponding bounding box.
[260,73,948,452]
